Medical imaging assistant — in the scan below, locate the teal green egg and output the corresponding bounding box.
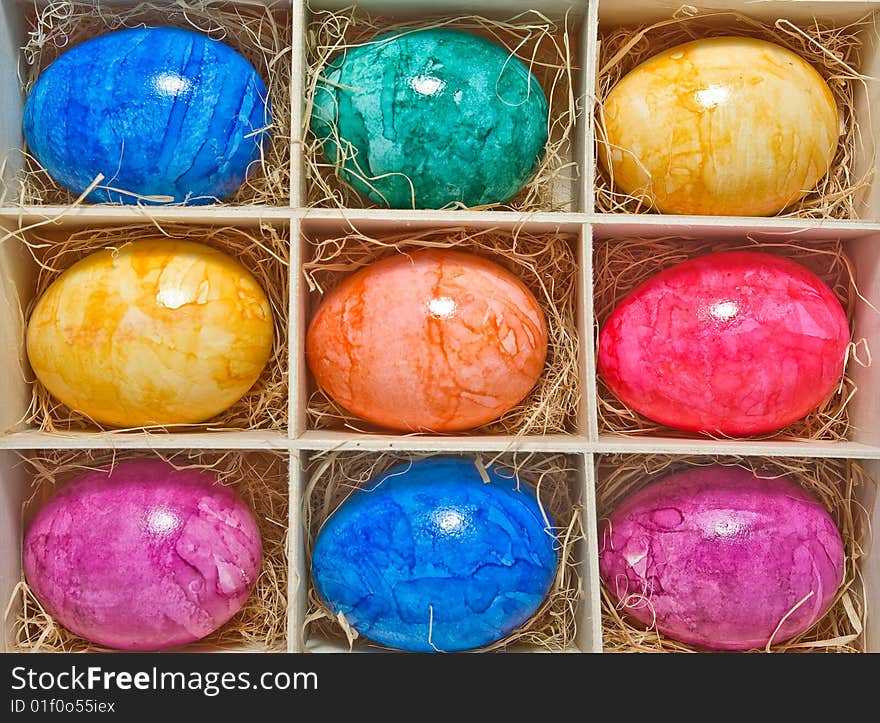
[311,28,549,209]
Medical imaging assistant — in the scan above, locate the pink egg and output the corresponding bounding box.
[598,251,850,435]
[599,465,844,650]
[23,459,262,650]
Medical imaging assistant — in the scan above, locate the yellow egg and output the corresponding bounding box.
[600,37,839,216]
[26,239,273,428]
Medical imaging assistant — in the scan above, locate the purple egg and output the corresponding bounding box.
[24,459,262,650]
[599,465,844,650]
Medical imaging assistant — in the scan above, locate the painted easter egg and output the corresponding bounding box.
[311,28,549,208]
[23,459,262,650]
[597,251,849,435]
[599,465,844,650]
[600,37,839,215]
[23,26,270,204]
[312,457,557,652]
[26,239,274,428]
[306,249,547,432]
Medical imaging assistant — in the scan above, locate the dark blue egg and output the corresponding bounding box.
[312,457,557,652]
[23,26,270,205]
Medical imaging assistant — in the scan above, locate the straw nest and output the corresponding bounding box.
[13,221,289,433]
[304,5,579,211]
[5,448,289,652]
[303,225,581,436]
[4,0,291,206]
[594,236,873,441]
[596,454,872,653]
[594,7,875,218]
[301,450,584,652]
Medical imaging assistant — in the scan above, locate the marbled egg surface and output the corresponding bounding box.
[597,251,849,435]
[311,28,548,208]
[26,239,274,428]
[312,457,557,652]
[599,465,844,650]
[24,26,270,204]
[600,37,839,216]
[24,459,262,650]
[306,249,548,432]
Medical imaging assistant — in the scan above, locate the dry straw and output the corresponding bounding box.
[303,225,581,436]
[14,221,289,433]
[593,236,872,441]
[5,448,289,652]
[594,7,875,218]
[301,450,584,652]
[4,0,292,206]
[596,454,872,653]
[304,5,579,211]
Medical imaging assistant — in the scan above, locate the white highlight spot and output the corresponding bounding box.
[156,287,190,309]
[154,72,192,96]
[147,508,180,534]
[409,75,446,96]
[714,518,743,537]
[709,300,739,321]
[694,84,730,109]
[433,508,465,533]
[428,296,456,319]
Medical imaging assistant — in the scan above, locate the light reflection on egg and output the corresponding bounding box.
[600,37,839,216]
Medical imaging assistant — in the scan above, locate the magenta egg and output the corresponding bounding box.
[23,459,262,650]
[599,465,844,650]
[597,250,850,435]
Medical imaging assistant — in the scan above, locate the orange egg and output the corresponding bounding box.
[600,37,839,216]
[26,239,274,427]
[306,249,548,432]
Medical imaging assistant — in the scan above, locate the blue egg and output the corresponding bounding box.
[23,26,270,205]
[312,457,557,652]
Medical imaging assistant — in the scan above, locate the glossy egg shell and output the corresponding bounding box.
[599,465,844,650]
[306,249,548,432]
[311,28,549,208]
[597,251,849,435]
[23,26,270,205]
[600,37,839,216]
[23,459,262,650]
[311,457,558,652]
[26,239,274,428]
